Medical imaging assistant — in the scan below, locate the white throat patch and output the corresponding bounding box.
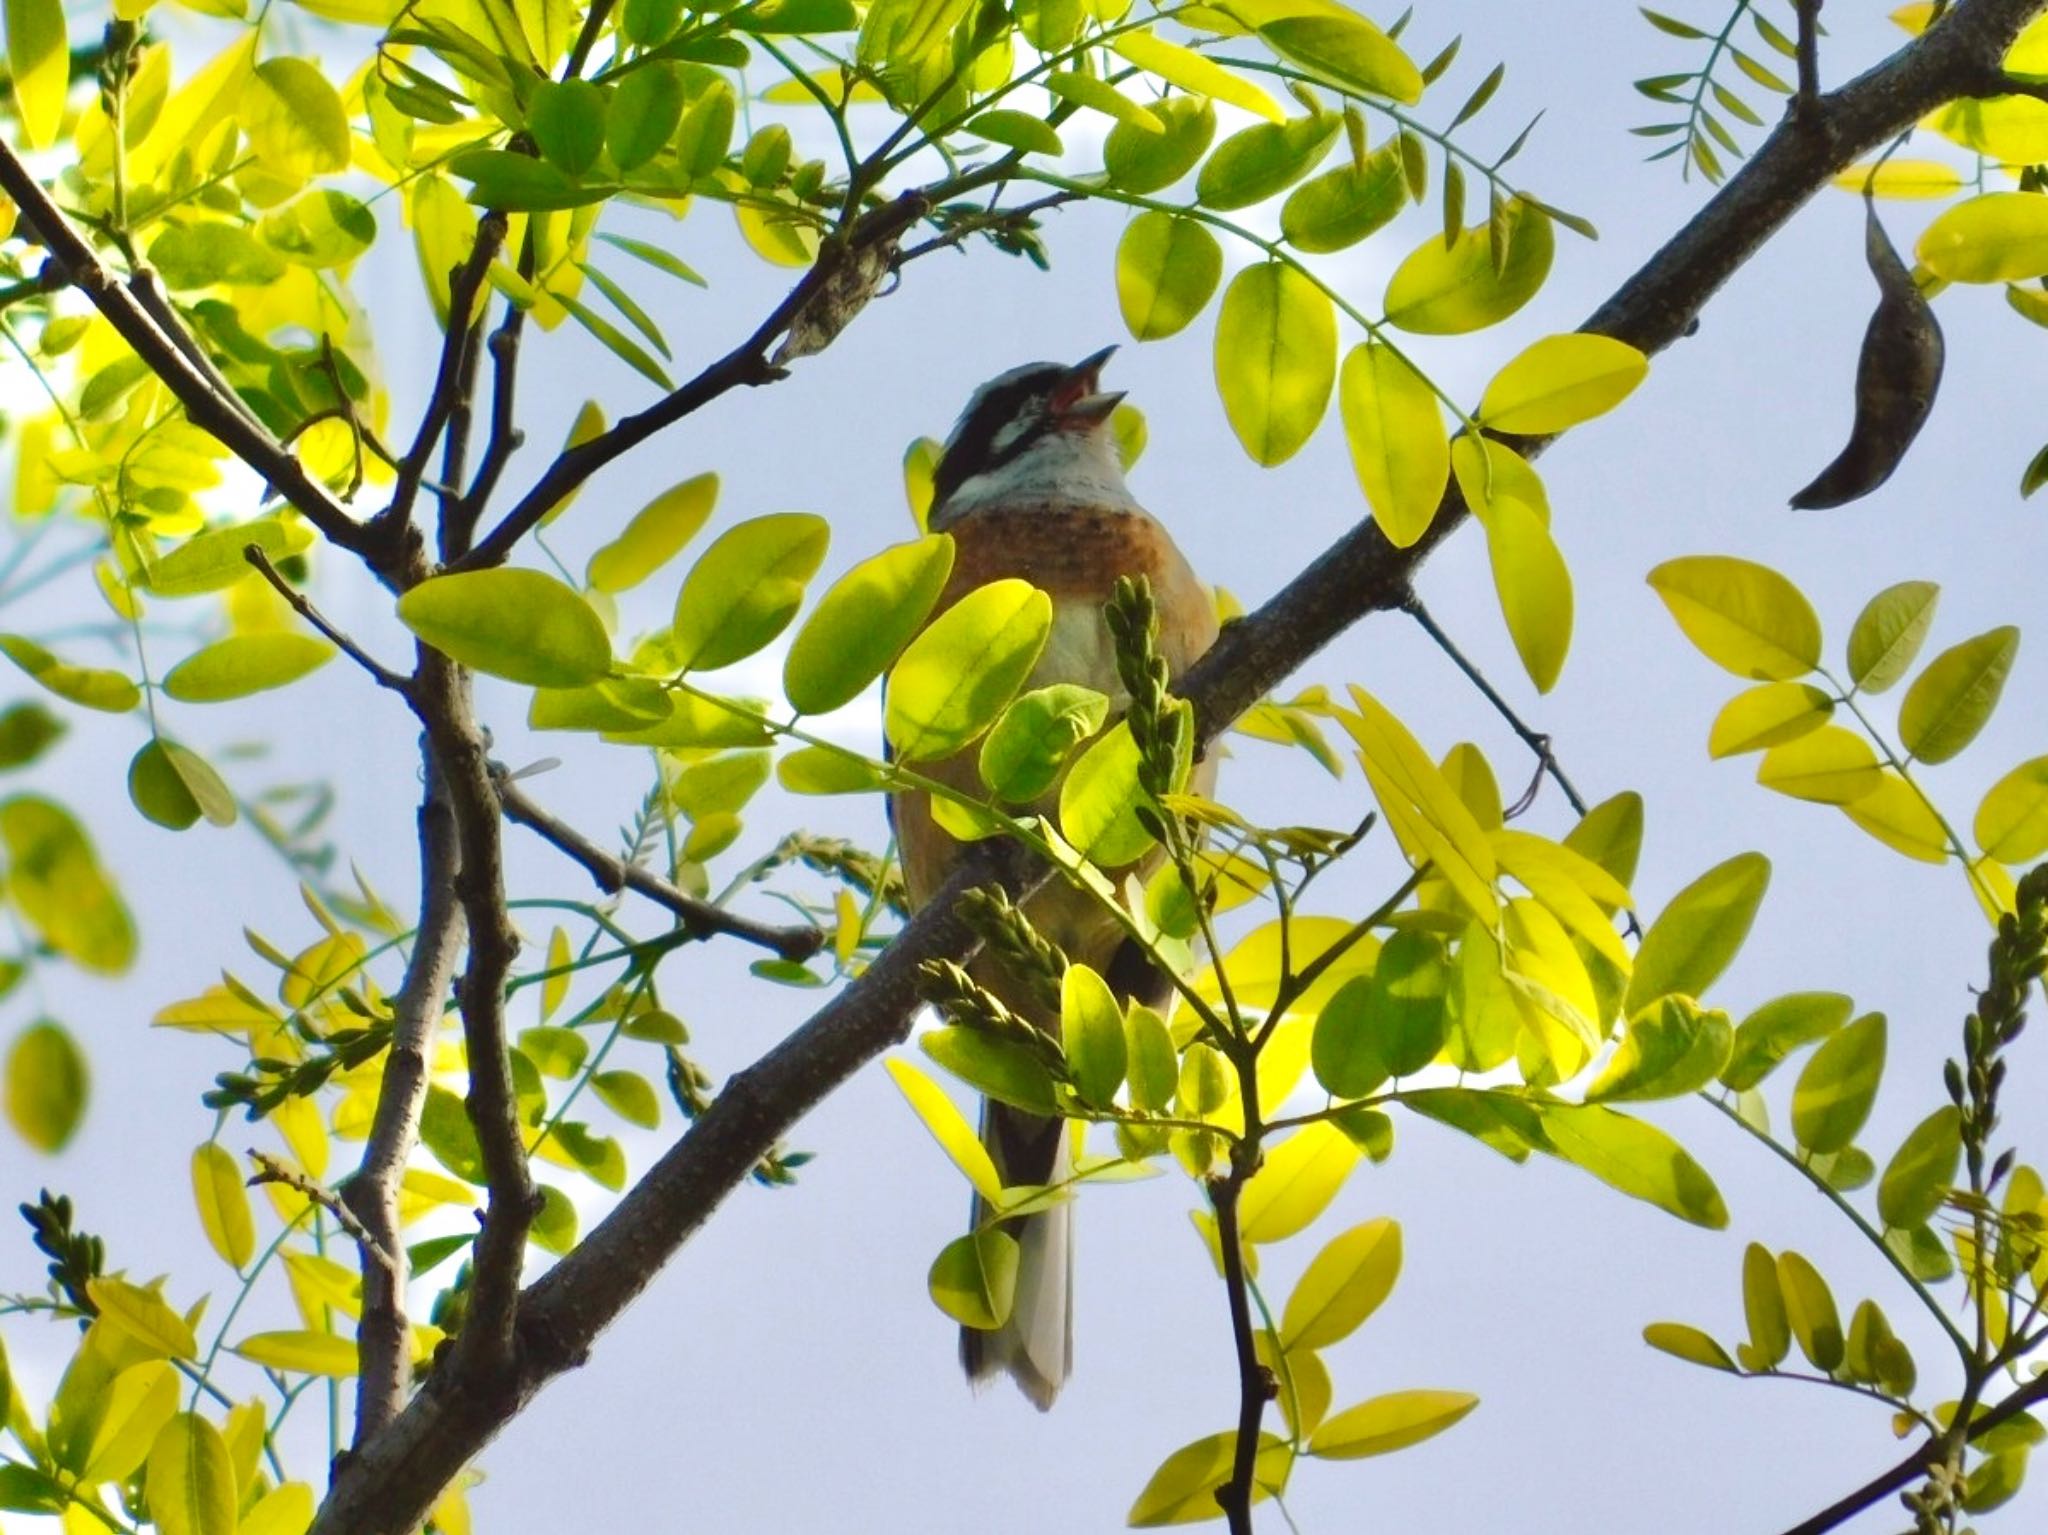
[933,428,1140,524]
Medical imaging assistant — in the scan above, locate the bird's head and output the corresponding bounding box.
[928,346,1129,525]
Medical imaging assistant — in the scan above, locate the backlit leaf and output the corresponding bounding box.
[1116,213,1224,341]
[1214,262,1337,466]
[1708,682,1833,757]
[1897,626,2018,765]
[5,1019,86,1151]
[1306,1390,1476,1459]
[886,1058,1001,1201]
[5,0,66,150]
[1876,1105,1960,1230]
[921,1027,1057,1115]
[979,684,1109,803]
[1624,851,1768,1014]
[1776,1251,1843,1371]
[191,1143,254,1269]
[240,58,351,179]
[886,579,1050,762]
[1280,1217,1401,1350]
[1060,714,1187,867]
[147,1413,237,1535]
[1532,1100,1729,1227]
[1338,342,1447,547]
[1742,1241,1789,1367]
[1643,1322,1736,1372]
[1062,964,1127,1107]
[1239,1123,1361,1243]
[1281,144,1406,253]
[1474,493,1571,692]
[0,634,141,712]
[928,1229,1018,1329]
[1790,1011,1886,1154]
[1846,580,1939,693]
[670,513,831,671]
[1103,95,1215,193]
[1756,726,1882,805]
[1127,1430,1290,1526]
[1112,31,1284,122]
[1477,333,1649,434]
[784,534,954,715]
[1976,756,2048,863]
[1585,996,1732,1102]
[399,569,611,687]
[1384,196,1552,334]
[162,633,334,703]
[1840,770,1950,863]
[1259,14,1423,103]
[1196,114,1339,211]
[1720,991,1853,1091]
[230,1331,358,1377]
[1,796,135,974]
[586,474,718,593]
[1917,191,2048,282]
[1647,555,1821,680]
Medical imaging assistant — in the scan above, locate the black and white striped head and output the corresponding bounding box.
[929,346,1128,524]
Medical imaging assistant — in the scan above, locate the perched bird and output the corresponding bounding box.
[890,347,1218,1408]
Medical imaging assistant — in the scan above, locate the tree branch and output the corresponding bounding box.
[243,546,413,695]
[496,777,827,962]
[340,746,467,1446]
[1211,1149,1269,1534]
[0,141,371,559]
[309,3,2048,1528]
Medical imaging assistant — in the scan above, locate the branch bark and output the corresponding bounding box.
[295,0,2048,1524]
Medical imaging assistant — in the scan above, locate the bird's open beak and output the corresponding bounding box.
[1054,344,1125,425]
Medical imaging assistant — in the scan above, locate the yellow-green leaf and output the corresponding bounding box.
[1831,158,1964,199]
[1,796,135,975]
[1917,191,2048,282]
[1111,30,1284,122]
[784,533,955,715]
[921,1027,1057,1115]
[1104,94,1216,193]
[885,578,1050,762]
[1585,996,1732,1102]
[147,1412,238,1535]
[240,58,351,180]
[1116,212,1224,342]
[1790,1011,1885,1154]
[1742,1241,1790,1367]
[1477,333,1649,434]
[1756,725,1883,805]
[1841,769,1950,863]
[1060,715,1186,868]
[162,633,334,703]
[885,1058,1001,1202]
[1340,688,1499,925]
[397,569,611,687]
[1475,492,1572,693]
[0,634,140,712]
[230,1330,359,1377]
[1877,1105,1960,1230]
[1708,682,1833,757]
[1281,143,1407,253]
[1238,1123,1361,1244]
[1127,1430,1291,1526]
[1259,14,1422,102]
[1846,579,1939,693]
[1721,992,1853,1091]
[1338,341,1447,547]
[191,1143,253,1269]
[144,516,313,599]
[1196,113,1339,211]
[1776,1250,1843,1370]
[1058,963,1126,1109]
[6,0,67,150]
[928,1229,1017,1329]
[6,1018,86,1151]
[966,108,1063,156]
[81,1360,178,1484]
[1280,1217,1400,1350]
[586,473,718,592]
[1214,262,1336,465]
[88,1277,198,1360]
[1976,756,2048,862]
[1897,625,2019,765]
[1532,1101,1728,1227]
[1384,196,1552,334]
[670,512,831,671]
[1643,1322,1737,1372]
[1306,1389,1477,1459]
[129,738,237,831]
[1624,851,1768,1014]
[238,1483,315,1535]
[1646,555,1822,680]
[1046,70,1162,131]
[978,683,1109,803]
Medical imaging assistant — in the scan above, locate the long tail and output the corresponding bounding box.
[960,1102,1072,1410]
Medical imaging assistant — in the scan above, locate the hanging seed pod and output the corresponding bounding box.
[1789,201,1945,509]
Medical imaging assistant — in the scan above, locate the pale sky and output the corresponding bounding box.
[5,3,2046,1533]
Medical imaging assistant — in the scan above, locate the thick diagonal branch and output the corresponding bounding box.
[309,1,2048,1528]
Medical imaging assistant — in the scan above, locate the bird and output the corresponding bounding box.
[889,346,1218,1409]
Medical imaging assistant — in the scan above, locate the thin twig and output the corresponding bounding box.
[1211,1145,1268,1533]
[1793,0,1824,113]
[249,1151,396,1274]
[243,546,413,696]
[497,777,827,962]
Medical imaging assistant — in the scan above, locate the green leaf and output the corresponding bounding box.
[528,79,609,176]
[1475,491,1572,693]
[784,533,955,715]
[670,513,831,672]
[1897,625,2019,765]
[1281,144,1407,253]
[592,1069,660,1129]
[0,701,61,769]
[453,149,609,211]
[1719,991,1853,1090]
[586,473,718,593]
[519,1025,588,1079]
[921,1027,1057,1115]
[5,1019,86,1151]
[1338,341,1447,548]
[1384,196,1553,334]
[5,0,67,150]
[777,742,885,795]
[148,224,288,290]
[885,578,1050,762]
[1775,1250,1843,1371]
[1755,725,1882,805]
[1259,15,1424,103]
[80,1359,178,1484]
[1876,1105,1961,1230]
[398,569,612,687]
[1214,262,1337,466]
[1115,213,1224,342]
[1123,1003,1179,1113]
[558,290,673,389]
[1624,851,1769,1014]
[1790,1011,1886,1154]
[1741,1241,1789,1368]
[1127,1430,1290,1526]
[1239,1123,1361,1244]
[1976,755,2048,863]
[147,1412,238,1535]
[1585,996,1732,1102]
[1477,333,1649,434]
[928,1229,1018,1329]
[1111,31,1284,123]
[1196,113,1339,211]
[1917,191,2048,282]
[978,684,1109,803]
[1280,1217,1401,1350]
[1708,682,1833,757]
[257,189,377,267]
[1532,1100,1728,1227]
[1061,964,1128,1108]
[885,1058,1001,1200]
[1846,580,1939,693]
[1103,95,1215,193]
[0,634,140,712]
[162,633,335,703]
[607,64,684,172]
[128,739,237,830]
[1045,72,1162,132]
[144,516,313,599]
[1840,769,1950,863]
[529,677,673,732]
[966,108,1063,156]
[1307,1390,1477,1459]
[241,58,351,179]
[530,1185,577,1256]
[1643,1323,1736,1372]
[1646,555,1822,680]
[191,1143,254,1268]
[1060,709,1191,867]
[1,796,135,974]
[596,232,706,288]
[1310,973,1388,1100]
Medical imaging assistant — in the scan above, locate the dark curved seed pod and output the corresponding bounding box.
[1789,202,1945,510]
